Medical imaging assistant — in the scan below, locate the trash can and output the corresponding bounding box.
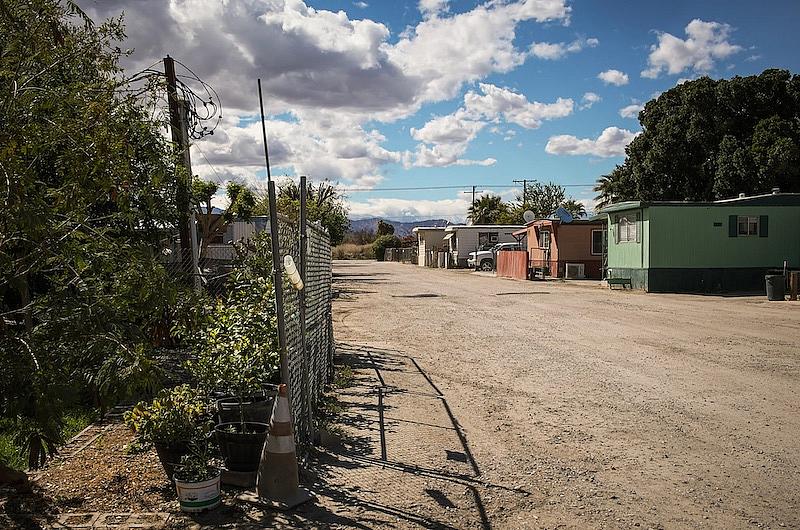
[765,274,785,301]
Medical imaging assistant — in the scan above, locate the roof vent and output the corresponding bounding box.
[738,193,746,199]
[772,187,781,195]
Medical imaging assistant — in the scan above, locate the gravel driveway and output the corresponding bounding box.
[331,260,800,529]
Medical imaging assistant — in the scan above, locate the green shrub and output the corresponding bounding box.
[372,235,401,261]
[124,385,210,450]
[186,231,281,405]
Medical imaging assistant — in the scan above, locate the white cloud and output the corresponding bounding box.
[580,92,601,110]
[641,19,743,79]
[347,187,517,221]
[348,196,470,221]
[406,83,573,167]
[353,1,368,8]
[619,104,644,119]
[81,0,573,185]
[529,37,598,60]
[418,0,448,18]
[545,126,639,157]
[389,0,571,103]
[597,69,629,86]
[410,112,486,145]
[463,83,574,129]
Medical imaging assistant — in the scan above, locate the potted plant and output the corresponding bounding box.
[173,443,221,513]
[208,350,273,473]
[125,385,211,479]
[188,283,281,473]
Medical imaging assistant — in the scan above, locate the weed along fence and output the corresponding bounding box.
[277,217,334,452]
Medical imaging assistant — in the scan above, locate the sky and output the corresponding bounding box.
[80,0,800,222]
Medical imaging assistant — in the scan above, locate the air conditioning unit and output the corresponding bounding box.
[565,263,585,279]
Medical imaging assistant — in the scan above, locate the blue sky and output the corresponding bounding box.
[82,0,800,220]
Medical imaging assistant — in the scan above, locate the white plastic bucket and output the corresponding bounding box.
[174,472,222,513]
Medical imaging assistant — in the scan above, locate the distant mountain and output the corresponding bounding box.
[348,217,451,237]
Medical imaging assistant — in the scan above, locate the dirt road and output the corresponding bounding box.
[330,260,800,529]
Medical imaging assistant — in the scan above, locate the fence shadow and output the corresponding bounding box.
[296,340,495,530]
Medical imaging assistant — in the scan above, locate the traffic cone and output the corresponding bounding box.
[237,384,312,510]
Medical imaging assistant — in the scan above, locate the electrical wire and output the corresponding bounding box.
[337,183,595,192]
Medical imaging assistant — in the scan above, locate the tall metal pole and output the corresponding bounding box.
[299,175,313,440]
[164,56,192,272]
[258,79,290,388]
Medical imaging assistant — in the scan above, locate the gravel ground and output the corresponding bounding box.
[4,259,797,529]
[331,260,800,529]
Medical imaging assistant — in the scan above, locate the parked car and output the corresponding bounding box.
[468,242,522,271]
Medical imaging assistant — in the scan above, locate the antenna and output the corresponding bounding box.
[523,210,535,223]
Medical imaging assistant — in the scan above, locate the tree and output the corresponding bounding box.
[376,220,395,236]
[598,69,800,203]
[525,181,567,218]
[468,194,509,224]
[192,180,256,258]
[499,181,584,223]
[560,199,586,218]
[593,173,620,210]
[0,0,189,468]
[262,179,350,245]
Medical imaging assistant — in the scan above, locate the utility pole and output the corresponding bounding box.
[164,56,193,274]
[513,179,529,206]
[471,185,476,224]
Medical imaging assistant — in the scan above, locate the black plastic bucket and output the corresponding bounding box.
[765,274,785,301]
[214,422,268,472]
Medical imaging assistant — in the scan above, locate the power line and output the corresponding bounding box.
[338,183,595,192]
[192,143,225,184]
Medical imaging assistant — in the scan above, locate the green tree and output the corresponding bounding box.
[467,194,509,224]
[500,181,585,222]
[260,179,350,245]
[0,0,186,467]
[376,220,395,236]
[560,199,587,218]
[599,69,800,203]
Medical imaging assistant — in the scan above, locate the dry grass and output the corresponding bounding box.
[332,243,374,260]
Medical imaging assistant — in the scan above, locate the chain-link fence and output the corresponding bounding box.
[277,218,334,452]
[158,214,334,452]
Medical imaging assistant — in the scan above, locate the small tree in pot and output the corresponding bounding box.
[173,441,221,513]
[124,385,211,480]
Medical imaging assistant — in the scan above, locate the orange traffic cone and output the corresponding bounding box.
[238,384,312,510]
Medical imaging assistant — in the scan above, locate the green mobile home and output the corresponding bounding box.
[599,192,800,292]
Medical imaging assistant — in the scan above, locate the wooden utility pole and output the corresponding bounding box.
[164,56,192,271]
[471,185,476,223]
[513,179,529,205]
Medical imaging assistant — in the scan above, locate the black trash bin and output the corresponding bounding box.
[765,274,785,301]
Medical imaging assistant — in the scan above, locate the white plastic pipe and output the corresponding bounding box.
[283,255,304,290]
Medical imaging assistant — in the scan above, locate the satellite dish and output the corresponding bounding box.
[523,210,535,223]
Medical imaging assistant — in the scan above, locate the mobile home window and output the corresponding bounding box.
[540,230,551,249]
[478,232,499,248]
[617,216,637,242]
[737,216,758,236]
[591,229,604,255]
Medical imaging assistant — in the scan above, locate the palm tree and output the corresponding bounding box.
[593,174,617,210]
[467,194,509,224]
[560,199,587,218]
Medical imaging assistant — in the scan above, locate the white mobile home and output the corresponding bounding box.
[443,225,525,267]
[412,226,447,267]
